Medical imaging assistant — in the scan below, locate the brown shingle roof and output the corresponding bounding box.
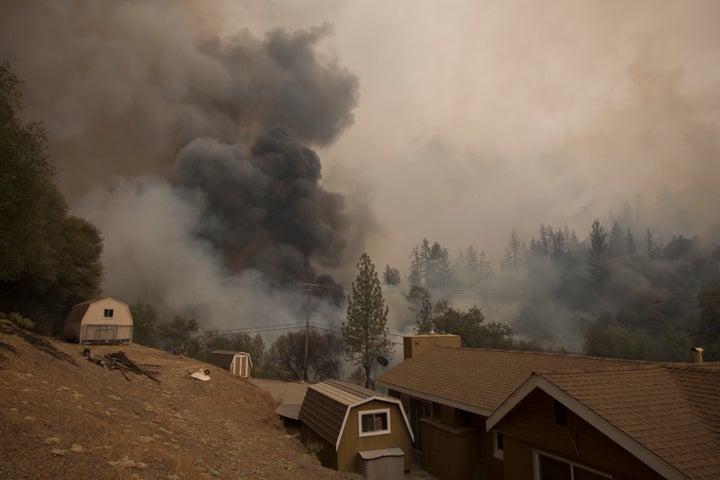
[298,380,413,450]
[376,346,648,415]
[379,345,720,480]
[485,364,720,480]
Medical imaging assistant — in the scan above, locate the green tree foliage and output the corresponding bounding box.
[501,229,522,272]
[342,253,392,388]
[202,330,265,370]
[408,238,456,290]
[130,303,160,347]
[0,62,103,333]
[383,265,401,286]
[432,301,516,348]
[406,286,433,334]
[265,329,342,381]
[587,219,609,288]
[158,315,200,356]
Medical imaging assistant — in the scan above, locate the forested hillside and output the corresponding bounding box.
[393,219,720,361]
[0,62,103,334]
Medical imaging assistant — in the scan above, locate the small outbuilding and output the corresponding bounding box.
[299,380,414,476]
[64,296,133,344]
[207,350,253,378]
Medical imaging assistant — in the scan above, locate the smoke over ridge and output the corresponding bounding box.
[0,1,361,327]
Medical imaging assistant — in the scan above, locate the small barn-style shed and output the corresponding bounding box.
[299,380,414,475]
[64,297,133,344]
[206,350,253,378]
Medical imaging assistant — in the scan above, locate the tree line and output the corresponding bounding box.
[0,62,103,334]
[383,215,720,362]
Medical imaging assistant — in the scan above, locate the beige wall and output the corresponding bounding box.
[403,334,461,360]
[303,399,412,474]
[338,400,412,473]
[64,297,133,343]
[494,390,666,480]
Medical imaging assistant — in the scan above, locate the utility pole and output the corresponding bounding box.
[303,283,319,382]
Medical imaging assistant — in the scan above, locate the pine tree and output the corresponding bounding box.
[588,219,609,288]
[413,289,434,334]
[501,228,522,271]
[383,265,401,285]
[342,253,393,388]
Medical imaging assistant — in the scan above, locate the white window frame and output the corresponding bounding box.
[533,449,612,479]
[493,432,505,460]
[358,408,391,437]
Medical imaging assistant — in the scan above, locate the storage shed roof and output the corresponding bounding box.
[299,380,413,450]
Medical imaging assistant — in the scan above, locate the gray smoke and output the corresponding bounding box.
[172,128,348,285]
[0,1,361,324]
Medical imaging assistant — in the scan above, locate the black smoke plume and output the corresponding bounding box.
[0,2,360,321]
[173,128,348,286]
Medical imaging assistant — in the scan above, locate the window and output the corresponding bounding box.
[359,409,390,437]
[493,432,504,460]
[103,309,114,318]
[535,451,611,480]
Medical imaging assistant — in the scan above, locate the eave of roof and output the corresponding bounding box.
[376,346,650,413]
[486,373,690,480]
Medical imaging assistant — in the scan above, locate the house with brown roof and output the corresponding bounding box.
[376,335,720,480]
[298,379,414,475]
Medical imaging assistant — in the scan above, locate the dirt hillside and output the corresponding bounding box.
[0,320,359,480]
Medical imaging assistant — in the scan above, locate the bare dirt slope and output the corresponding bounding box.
[0,320,359,480]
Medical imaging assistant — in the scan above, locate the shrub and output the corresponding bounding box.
[7,312,35,330]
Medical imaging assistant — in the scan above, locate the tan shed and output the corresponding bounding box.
[299,380,414,476]
[63,297,133,344]
[207,351,253,378]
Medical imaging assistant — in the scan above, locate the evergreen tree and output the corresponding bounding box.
[626,229,637,257]
[426,241,452,289]
[609,221,626,258]
[342,253,392,388]
[383,265,401,286]
[408,245,423,286]
[588,219,609,288]
[646,228,659,259]
[412,288,434,334]
[501,228,522,271]
[0,61,103,333]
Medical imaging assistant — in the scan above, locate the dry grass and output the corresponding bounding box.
[0,320,360,480]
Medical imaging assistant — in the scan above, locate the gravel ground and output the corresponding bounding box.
[0,320,359,480]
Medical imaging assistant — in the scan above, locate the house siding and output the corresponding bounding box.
[338,400,412,473]
[494,390,666,480]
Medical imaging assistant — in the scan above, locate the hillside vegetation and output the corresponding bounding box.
[0,320,356,480]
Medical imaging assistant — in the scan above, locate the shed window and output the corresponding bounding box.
[359,409,390,437]
[103,309,114,318]
[535,451,611,479]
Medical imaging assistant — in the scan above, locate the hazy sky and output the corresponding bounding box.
[2,1,719,322]
[235,0,720,272]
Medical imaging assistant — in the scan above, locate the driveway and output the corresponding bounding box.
[251,378,309,420]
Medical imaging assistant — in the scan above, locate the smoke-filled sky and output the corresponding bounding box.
[2,0,720,331]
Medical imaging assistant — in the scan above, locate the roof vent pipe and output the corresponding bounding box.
[691,346,704,364]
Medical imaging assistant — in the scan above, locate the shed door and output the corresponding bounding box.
[230,354,251,378]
